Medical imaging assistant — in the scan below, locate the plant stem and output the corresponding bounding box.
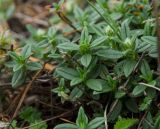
[139,82,160,92]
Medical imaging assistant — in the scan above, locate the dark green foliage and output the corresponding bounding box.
[3,0,160,128]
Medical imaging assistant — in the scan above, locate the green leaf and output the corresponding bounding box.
[121,19,130,40]
[91,36,107,48]
[54,124,77,129]
[108,100,122,122]
[132,85,146,96]
[87,0,119,37]
[88,117,104,129]
[123,60,136,77]
[70,87,83,101]
[80,27,89,43]
[26,24,37,36]
[96,49,123,59]
[143,112,153,129]
[74,5,83,21]
[27,62,42,71]
[70,78,82,86]
[80,54,92,67]
[20,106,41,123]
[6,4,15,18]
[12,69,26,88]
[76,107,88,129]
[56,67,79,80]
[144,21,152,36]
[86,79,103,91]
[93,80,113,94]
[8,51,20,61]
[4,120,21,129]
[125,98,139,113]
[5,61,16,68]
[154,115,160,129]
[47,26,57,38]
[115,90,126,99]
[141,36,157,45]
[139,96,152,111]
[140,60,152,81]
[57,42,79,51]
[136,42,150,53]
[48,53,61,59]
[29,120,48,129]
[141,60,151,75]
[149,47,158,58]
[21,44,32,59]
[13,63,23,72]
[114,118,138,129]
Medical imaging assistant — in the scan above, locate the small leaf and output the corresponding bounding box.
[141,36,157,45]
[125,98,139,113]
[70,78,82,86]
[76,107,88,129]
[123,60,136,77]
[56,67,79,80]
[57,42,79,51]
[29,120,48,129]
[80,54,92,67]
[80,27,89,44]
[6,5,15,18]
[48,53,61,59]
[142,112,153,129]
[54,124,77,129]
[149,47,158,58]
[139,97,152,111]
[140,60,152,81]
[86,79,103,91]
[108,100,122,122]
[21,44,32,59]
[91,36,107,48]
[121,19,130,40]
[141,60,152,76]
[144,21,152,36]
[27,62,42,71]
[154,115,160,129]
[12,69,26,88]
[136,43,150,53]
[88,117,104,129]
[8,51,19,61]
[20,106,41,123]
[13,63,23,72]
[132,85,146,96]
[96,49,123,59]
[114,118,138,129]
[70,87,83,101]
[93,80,113,94]
[5,61,15,68]
[115,90,126,99]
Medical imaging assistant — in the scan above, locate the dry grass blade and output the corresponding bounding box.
[7,67,44,129]
[12,69,43,119]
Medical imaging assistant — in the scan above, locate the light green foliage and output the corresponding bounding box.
[20,106,47,129]
[114,118,138,129]
[20,106,42,123]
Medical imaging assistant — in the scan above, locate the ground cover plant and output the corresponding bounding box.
[0,0,160,129]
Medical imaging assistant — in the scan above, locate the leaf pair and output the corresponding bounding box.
[54,106,104,129]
